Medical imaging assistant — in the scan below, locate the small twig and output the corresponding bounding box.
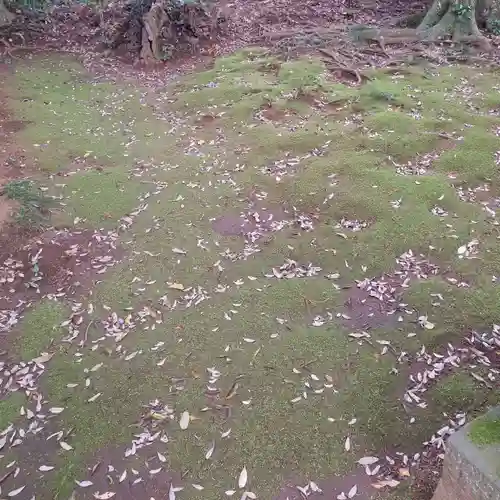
[301,357,319,370]
[83,319,95,343]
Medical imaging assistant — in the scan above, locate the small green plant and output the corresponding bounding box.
[368,89,396,103]
[2,179,53,227]
[487,18,500,35]
[452,2,472,19]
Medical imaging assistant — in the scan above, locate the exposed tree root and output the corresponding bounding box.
[318,48,370,84]
[416,0,491,49]
[264,26,343,40]
[0,38,78,59]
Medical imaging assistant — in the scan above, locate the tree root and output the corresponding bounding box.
[416,0,492,50]
[328,65,366,83]
[318,48,370,83]
[0,39,78,59]
[318,47,346,66]
[349,25,492,53]
[264,26,343,40]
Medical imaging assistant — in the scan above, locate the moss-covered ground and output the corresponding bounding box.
[1,50,500,499]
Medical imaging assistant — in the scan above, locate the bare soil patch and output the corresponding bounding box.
[341,281,402,330]
[212,204,290,236]
[275,469,377,500]
[0,226,122,337]
[260,104,290,121]
[74,445,182,500]
[1,119,31,134]
[435,136,457,153]
[195,113,220,127]
[0,424,62,500]
[400,449,442,500]
[258,60,281,75]
[295,90,323,108]
[324,99,364,116]
[340,252,439,331]
[0,190,17,229]
[0,227,121,302]
[256,102,299,122]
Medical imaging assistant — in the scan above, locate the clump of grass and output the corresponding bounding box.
[2,179,53,227]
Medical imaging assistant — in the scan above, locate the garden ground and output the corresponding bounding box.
[0,50,500,500]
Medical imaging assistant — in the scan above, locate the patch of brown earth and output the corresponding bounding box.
[1,228,121,300]
[63,445,182,500]
[324,99,364,117]
[0,225,122,338]
[258,60,281,75]
[1,119,31,134]
[212,204,290,236]
[435,136,457,153]
[0,191,17,229]
[259,103,291,121]
[295,90,323,108]
[276,469,379,500]
[339,252,440,331]
[341,282,402,330]
[453,182,500,219]
[0,421,62,500]
[400,449,442,500]
[195,113,219,126]
[53,157,110,176]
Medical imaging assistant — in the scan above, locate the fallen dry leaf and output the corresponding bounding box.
[179,411,190,430]
[238,466,248,488]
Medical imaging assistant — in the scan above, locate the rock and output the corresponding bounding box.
[432,407,500,500]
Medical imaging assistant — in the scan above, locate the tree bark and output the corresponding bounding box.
[417,0,488,43]
[0,0,14,27]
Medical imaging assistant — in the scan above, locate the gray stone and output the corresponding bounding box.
[432,407,500,500]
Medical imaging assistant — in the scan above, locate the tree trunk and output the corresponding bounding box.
[417,0,487,43]
[0,0,14,27]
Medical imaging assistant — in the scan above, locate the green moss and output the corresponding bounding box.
[0,392,26,430]
[470,416,500,446]
[359,78,417,110]
[4,52,500,500]
[435,131,499,184]
[57,169,147,227]
[45,353,151,498]
[13,300,68,359]
[277,58,326,91]
[363,111,444,160]
[9,56,156,171]
[431,373,487,413]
